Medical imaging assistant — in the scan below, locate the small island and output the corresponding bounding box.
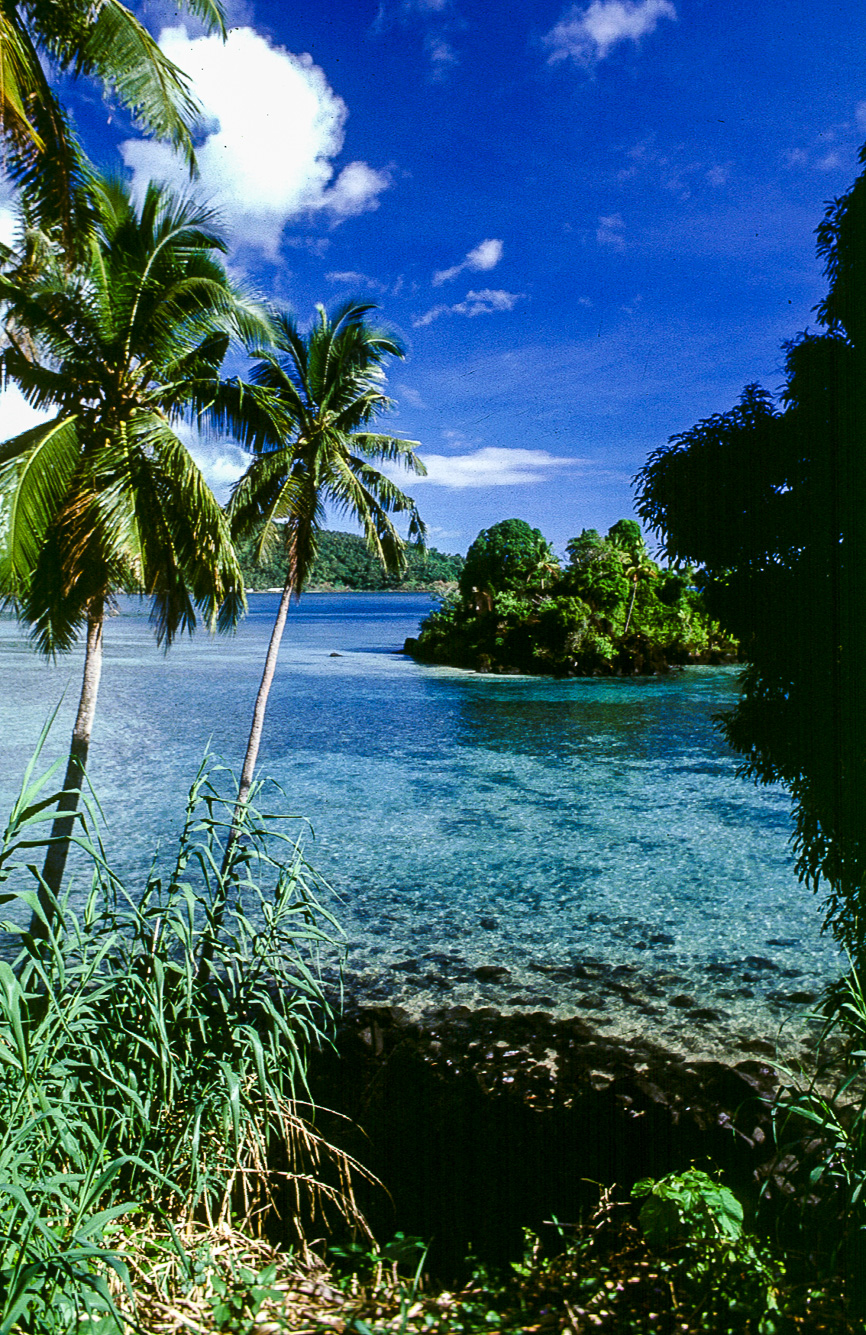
[404,517,738,676]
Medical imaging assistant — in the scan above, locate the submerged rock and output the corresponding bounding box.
[474,964,511,983]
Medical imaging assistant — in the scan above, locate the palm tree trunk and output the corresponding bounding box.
[30,605,104,941]
[623,579,638,635]
[221,576,293,871]
[200,578,293,978]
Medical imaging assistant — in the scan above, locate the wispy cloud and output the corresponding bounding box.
[596,213,626,249]
[121,26,390,257]
[425,34,459,77]
[325,269,387,292]
[413,288,525,327]
[544,0,676,65]
[785,145,845,172]
[412,446,578,488]
[783,110,866,176]
[433,237,504,286]
[373,0,462,78]
[705,164,730,188]
[395,384,429,410]
[615,135,730,200]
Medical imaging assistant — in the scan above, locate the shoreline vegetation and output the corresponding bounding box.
[236,528,463,595]
[0,737,852,1332]
[404,518,739,677]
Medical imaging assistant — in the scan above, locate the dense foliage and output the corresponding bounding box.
[459,518,557,598]
[634,148,866,962]
[238,528,463,591]
[407,517,735,676]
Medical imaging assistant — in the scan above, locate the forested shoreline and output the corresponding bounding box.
[237,528,463,592]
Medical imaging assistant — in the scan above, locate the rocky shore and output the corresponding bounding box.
[324,939,827,1071]
[309,996,837,1278]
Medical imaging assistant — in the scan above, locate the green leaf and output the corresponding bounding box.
[0,416,79,599]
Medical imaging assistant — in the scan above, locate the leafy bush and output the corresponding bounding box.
[632,1170,783,1331]
[774,968,866,1318]
[459,519,557,598]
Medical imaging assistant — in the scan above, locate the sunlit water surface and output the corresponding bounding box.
[0,593,842,1058]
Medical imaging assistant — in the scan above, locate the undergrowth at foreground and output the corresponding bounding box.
[81,1180,851,1334]
[0,730,367,1334]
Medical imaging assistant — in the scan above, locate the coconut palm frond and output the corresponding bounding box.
[0,416,80,601]
[125,413,245,642]
[204,378,289,454]
[350,432,427,473]
[80,7,196,162]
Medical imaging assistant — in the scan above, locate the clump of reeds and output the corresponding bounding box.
[0,728,368,1333]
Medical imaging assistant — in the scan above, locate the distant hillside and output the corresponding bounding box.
[237,529,463,592]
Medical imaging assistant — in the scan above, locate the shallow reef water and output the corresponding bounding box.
[0,593,841,1059]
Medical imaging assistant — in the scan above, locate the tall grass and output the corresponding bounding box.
[0,734,364,1333]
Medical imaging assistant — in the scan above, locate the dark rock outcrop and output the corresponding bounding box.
[305,1003,835,1279]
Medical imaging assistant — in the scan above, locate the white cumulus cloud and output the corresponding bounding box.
[544,0,676,64]
[121,26,390,256]
[411,446,576,488]
[413,288,524,327]
[433,237,504,286]
[0,206,16,248]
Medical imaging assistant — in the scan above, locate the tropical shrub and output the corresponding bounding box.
[630,1170,784,1331]
[774,968,866,1317]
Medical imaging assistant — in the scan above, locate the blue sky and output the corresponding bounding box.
[5,0,866,555]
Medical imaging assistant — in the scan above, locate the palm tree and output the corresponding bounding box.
[621,549,657,635]
[0,0,227,251]
[224,301,427,826]
[0,176,273,937]
[606,520,657,635]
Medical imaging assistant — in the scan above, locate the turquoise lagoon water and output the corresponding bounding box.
[0,593,842,1057]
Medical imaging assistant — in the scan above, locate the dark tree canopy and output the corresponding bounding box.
[606,518,645,557]
[459,518,557,598]
[635,150,866,958]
